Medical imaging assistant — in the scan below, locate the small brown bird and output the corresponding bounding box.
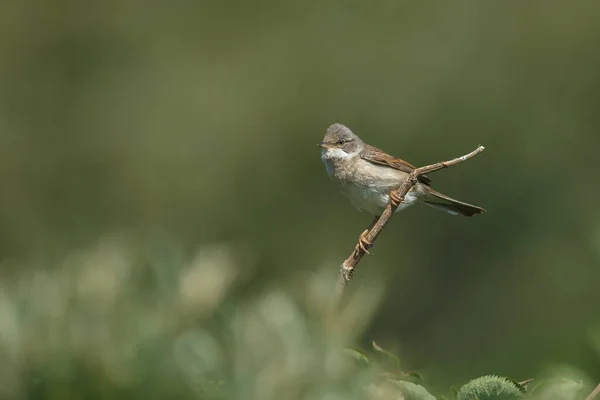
[319,123,485,251]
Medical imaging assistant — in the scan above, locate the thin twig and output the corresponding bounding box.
[586,384,600,400]
[334,145,485,303]
[518,378,534,387]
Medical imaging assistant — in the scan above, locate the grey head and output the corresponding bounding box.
[318,123,364,158]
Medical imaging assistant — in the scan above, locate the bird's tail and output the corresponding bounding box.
[420,186,485,217]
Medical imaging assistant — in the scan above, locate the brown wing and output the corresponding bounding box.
[360,144,431,185]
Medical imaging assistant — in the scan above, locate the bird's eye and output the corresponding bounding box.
[337,139,346,145]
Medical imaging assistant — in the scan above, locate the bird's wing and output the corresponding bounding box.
[360,144,431,185]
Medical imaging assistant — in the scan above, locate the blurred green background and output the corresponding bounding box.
[1,1,600,397]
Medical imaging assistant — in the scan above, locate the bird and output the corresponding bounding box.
[319,123,485,253]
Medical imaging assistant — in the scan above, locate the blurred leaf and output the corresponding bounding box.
[456,375,522,400]
[409,371,424,382]
[383,371,422,384]
[530,378,584,400]
[392,380,437,400]
[372,340,401,372]
[196,378,227,399]
[450,386,459,400]
[343,348,370,367]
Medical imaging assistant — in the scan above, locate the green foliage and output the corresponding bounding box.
[372,340,402,373]
[344,348,371,368]
[529,378,585,400]
[450,386,459,400]
[455,375,523,400]
[392,381,437,400]
[0,237,597,399]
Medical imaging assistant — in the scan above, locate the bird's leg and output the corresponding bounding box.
[355,215,379,254]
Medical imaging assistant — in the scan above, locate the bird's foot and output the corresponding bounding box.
[355,229,373,254]
[389,191,404,207]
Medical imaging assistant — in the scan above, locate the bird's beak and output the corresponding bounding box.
[318,142,330,149]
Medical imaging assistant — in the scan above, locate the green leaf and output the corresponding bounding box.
[392,380,437,400]
[503,377,529,394]
[372,340,401,372]
[530,378,584,400]
[408,371,423,382]
[526,379,546,396]
[382,370,422,384]
[456,375,523,400]
[343,348,370,367]
[450,386,459,400]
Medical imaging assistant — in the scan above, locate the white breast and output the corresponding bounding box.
[340,182,419,215]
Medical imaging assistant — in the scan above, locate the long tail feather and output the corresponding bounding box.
[421,186,485,217]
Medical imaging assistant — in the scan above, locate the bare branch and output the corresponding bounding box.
[334,145,485,304]
[586,384,600,400]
